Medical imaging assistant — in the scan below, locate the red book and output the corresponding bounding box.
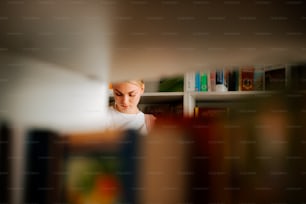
[240,67,255,91]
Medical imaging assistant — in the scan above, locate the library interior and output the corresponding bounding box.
[1,1,306,204]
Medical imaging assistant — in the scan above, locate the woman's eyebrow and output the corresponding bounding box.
[114,89,137,94]
[114,89,123,94]
[128,90,137,94]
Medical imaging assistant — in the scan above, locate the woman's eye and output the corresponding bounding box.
[115,93,122,96]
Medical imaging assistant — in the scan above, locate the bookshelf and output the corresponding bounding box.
[182,64,306,118]
[183,91,275,117]
[108,65,306,119]
[183,65,287,117]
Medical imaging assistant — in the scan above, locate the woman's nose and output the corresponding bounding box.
[123,95,129,104]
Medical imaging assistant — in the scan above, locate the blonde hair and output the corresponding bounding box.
[127,80,144,88]
[110,80,144,89]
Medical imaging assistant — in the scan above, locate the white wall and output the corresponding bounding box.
[0,53,109,204]
[0,53,109,132]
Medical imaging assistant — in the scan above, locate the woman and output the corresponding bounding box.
[106,80,156,134]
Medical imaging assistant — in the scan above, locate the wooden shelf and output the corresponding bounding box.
[188,91,275,101]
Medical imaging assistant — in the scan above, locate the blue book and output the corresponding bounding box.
[195,71,201,92]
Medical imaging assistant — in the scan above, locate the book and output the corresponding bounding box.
[210,71,216,92]
[159,75,184,92]
[264,67,286,91]
[194,106,199,118]
[185,72,195,92]
[253,68,264,91]
[200,71,208,92]
[290,65,306,90]
[139,117,191,203]
[227,68,239,91]
[0,122,11,204]
[23,129,63,204]
[195,71,201,92]
[188,114,232,203]
[215,69,228,92]
[240,67,255,91]
[62,129,140,204]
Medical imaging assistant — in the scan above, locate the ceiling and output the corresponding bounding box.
[1,0,306,82]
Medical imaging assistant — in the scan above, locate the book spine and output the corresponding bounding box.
[0,122,11,204]
[23,129,62,204]
[241,67,255,91]
[254,69,264,91]
[200,71,208,92]
[264,67,286,91]
[210,71,216,92]
[238,68,242,91]
[195,72,201,92]
[228,68,239,91]
[207,70,211,92]
[194,106,199,118]
[215,69,228,92]
[185,72,195,92]
[216,69,223,85]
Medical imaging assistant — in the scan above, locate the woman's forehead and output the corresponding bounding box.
[113,82,140,91]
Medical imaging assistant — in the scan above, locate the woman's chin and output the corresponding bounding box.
[120,108,132,113]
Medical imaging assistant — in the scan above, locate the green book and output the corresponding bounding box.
[159,76,184,92]
[200,72,208,92]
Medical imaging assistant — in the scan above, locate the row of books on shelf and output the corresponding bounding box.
[186,66,286,92]
[194,106,229,122]
[143,104,230,120]
[141,103,183,117]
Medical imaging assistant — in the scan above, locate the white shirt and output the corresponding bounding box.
[105,106,147,134]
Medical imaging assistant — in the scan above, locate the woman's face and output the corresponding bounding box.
[112,82,144,114]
